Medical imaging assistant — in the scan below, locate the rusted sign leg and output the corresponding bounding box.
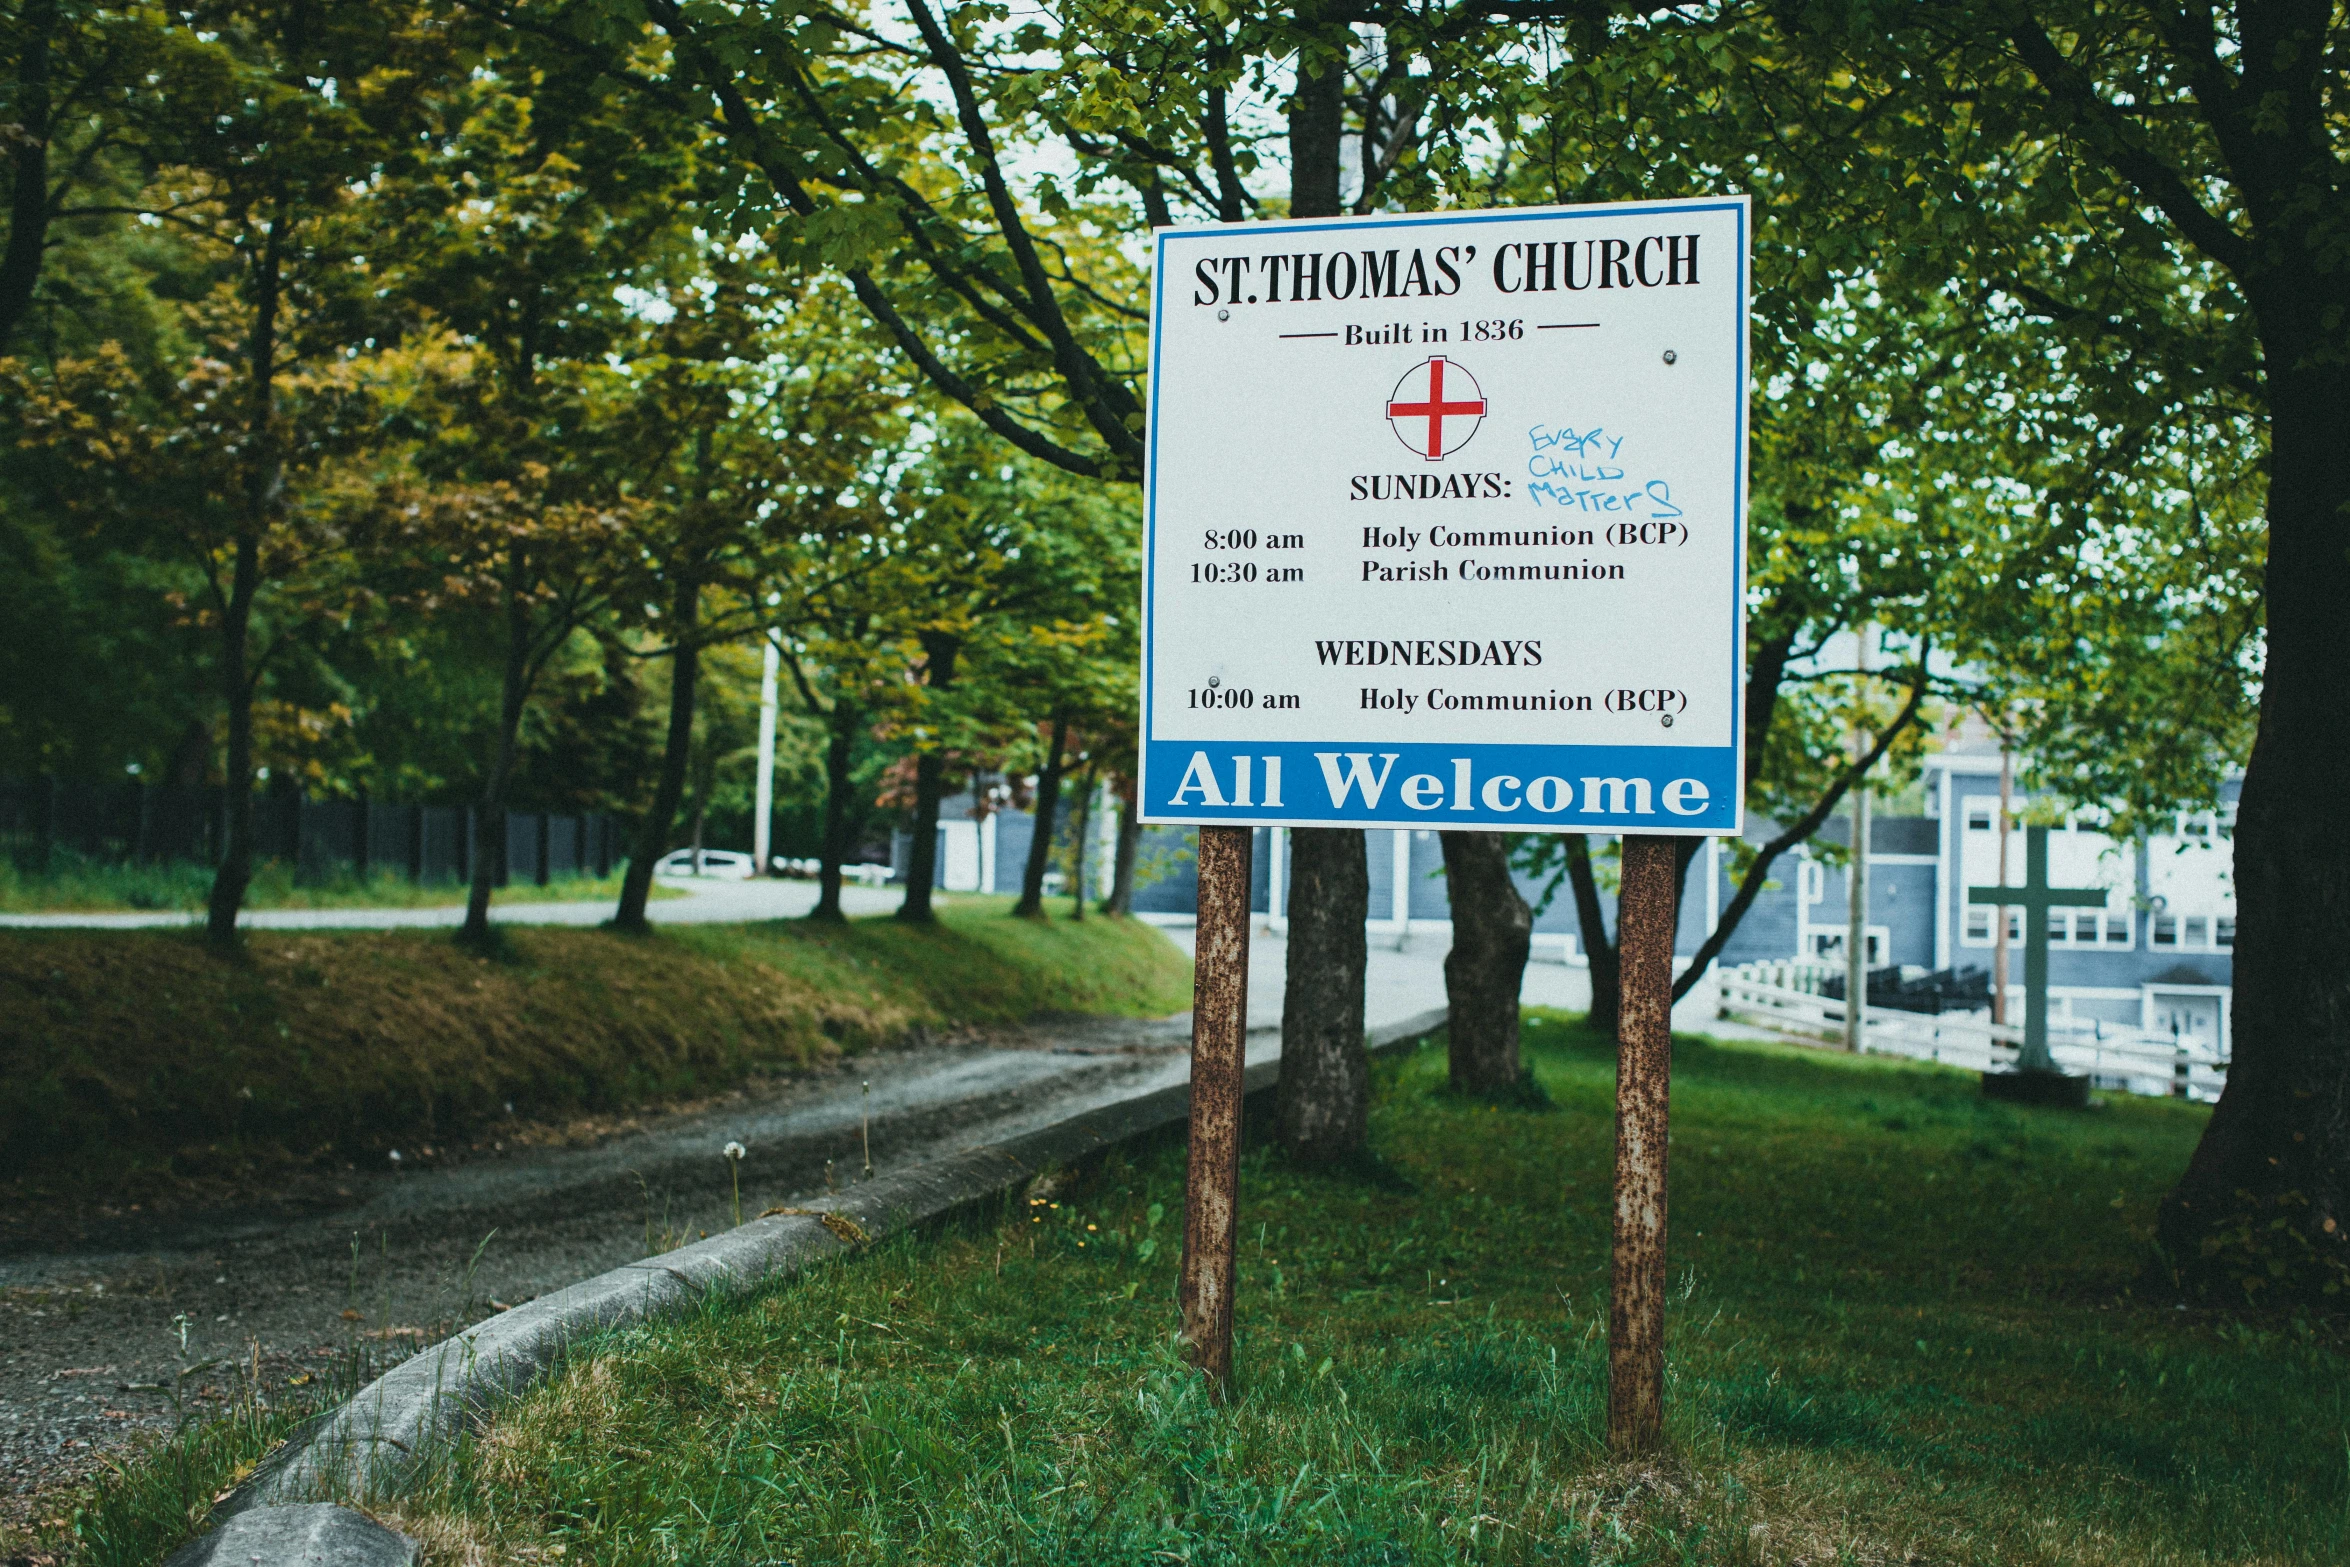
[1608,833,1678,1455]
[1180,824,1254,1394]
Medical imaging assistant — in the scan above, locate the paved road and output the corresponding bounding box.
[0,874,902,930]
[0,911,1755,1534]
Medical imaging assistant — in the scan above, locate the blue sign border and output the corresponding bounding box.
[1140,198,1750,836]
[1144,741,1739,834]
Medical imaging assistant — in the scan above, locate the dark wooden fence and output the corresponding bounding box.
[0,776,621,888]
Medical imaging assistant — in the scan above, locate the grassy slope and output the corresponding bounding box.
[335,1014,2349,1567]
[0,897,1191,1195]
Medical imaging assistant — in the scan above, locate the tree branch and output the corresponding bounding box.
[898,0,1145,452]
[2004,14,2254,276]
[1671,655,1932,1001]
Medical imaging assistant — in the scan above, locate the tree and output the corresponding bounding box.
[378,451,633,938]
[1434,11,2100,1036]
[0,0,185,345]
[107,0,434,944]
[866,418,1138,923]
[1013,713,1072,919]
[1065,749,1101,919]
[992,587,1138,923]
[761,401,945,925]
[1750,0,2337,1298]
[1272,18,1376,1162]
[604,262,902,932]
[572,0,1526,1153]
[776,590,901,922]
[1438,829,1535,1092]
[372,34,692,944]
[1095,729,1143,918]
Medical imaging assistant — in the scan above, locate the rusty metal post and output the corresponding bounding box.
[1179,824,1253,1393]
[1608,834,1678,1455]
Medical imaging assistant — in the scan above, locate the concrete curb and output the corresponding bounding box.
[201,1006,1449,1545]
[161,1503,415,1566]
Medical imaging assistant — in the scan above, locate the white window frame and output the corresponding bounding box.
[1811,926,1892,965]
[2140,982,2232,1061]
[2149,911,2232,953]
[1959,907,2025,948]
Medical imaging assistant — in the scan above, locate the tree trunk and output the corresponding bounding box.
[614,578,700,932]
[204,215,282,951]
[1269,25,1370,1162]
[2157,348,2350,1299]
[203,537,259,950]
[462,555,533,945]
[1277,827,1369,1162]
[812,699,859,923]
[897,635,958,924]
[1106,779,1140,916]
[1440,831,1533,1094]
[1564,834,1620,1035]
[1067,765,1094,921]
[897,751,945,923]
[1014,712,1069,918]
[167,718,211,790]
[0,0,54,346]
[1286,29,1344,219]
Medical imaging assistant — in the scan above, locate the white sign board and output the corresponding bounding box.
[1140,197,1749,835]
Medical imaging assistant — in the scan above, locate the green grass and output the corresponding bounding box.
[0,897,1192,1201]
[44,1344,388,1567]
[292,1015,2350,1566]
[0,847,667,912]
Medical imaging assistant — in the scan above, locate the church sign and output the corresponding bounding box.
[1139,196,1752,835]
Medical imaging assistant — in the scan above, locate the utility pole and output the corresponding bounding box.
[1992,740,2014,1024]
[1844,625,1872,1053]
[754,632,779,875]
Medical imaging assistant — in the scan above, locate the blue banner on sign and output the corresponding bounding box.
[1140,741,1737,835]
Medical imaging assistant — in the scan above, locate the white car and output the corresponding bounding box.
[655,848,757,879]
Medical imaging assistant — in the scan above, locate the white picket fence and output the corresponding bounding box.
[1715,959,2228,1103]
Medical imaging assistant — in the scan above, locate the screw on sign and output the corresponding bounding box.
[1145,198,1751,1446]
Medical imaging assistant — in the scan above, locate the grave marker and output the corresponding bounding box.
[1143,198,1751,1449]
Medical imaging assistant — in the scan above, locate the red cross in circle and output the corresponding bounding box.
[1386,356,1487,461]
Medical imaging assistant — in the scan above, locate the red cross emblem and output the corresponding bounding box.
[1385,356,1487,461]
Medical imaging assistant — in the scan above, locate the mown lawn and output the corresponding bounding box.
[0,898,1191,1205]
[358,1014,2342,1566]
